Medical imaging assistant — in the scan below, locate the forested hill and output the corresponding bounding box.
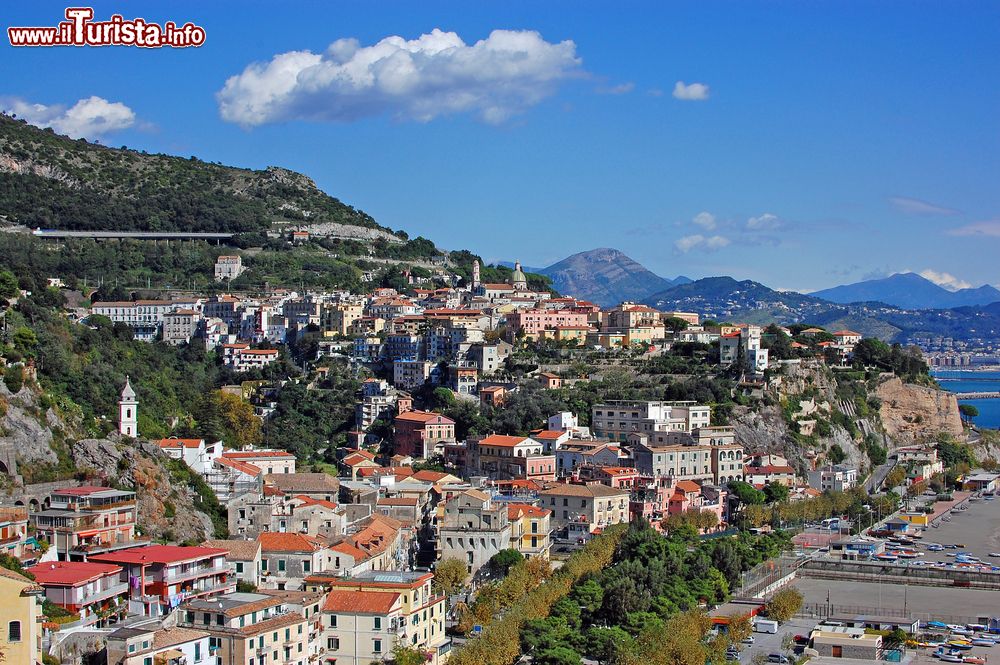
[0,113,386,234]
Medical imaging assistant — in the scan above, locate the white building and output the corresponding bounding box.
[91,299,199,341]
[591,400,711,442]
[808,465,859,492]
[719,325,769,374]
[156,437,223,474]
[214,255,243,281]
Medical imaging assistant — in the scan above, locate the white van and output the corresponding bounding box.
[754,618,779,634]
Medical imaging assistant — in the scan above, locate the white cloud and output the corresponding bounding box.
[1,96,135,139]
[692,211,716,230]
[674,234,729,253]
[948,221,1000,238]
[889,196,960,216]
[915,269,973,292]
[746,212,782,230]
[217,29,582,127]
[672,81,710,101]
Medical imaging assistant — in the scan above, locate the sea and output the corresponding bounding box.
[932,369,1000,430]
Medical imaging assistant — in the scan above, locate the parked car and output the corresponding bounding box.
[767,655,791,664]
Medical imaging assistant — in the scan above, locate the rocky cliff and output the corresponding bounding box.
[71,437,214,543]
[875,376,963,445]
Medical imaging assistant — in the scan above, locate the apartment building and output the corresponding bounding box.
[438,489,511,577]
[808,465,859,492]
[27,560,127,627]
[393,359,433,390]
[0,568,43,665]
[156,437,223,474]
[204,539,263,588]
[322,302,364,337]
[467,435,557,482]
[162,308,202,345]
[90,545,233,617]
[507,503,552,559]
[177,592,312,665]
[32,486,145,561]
[91,299,199,341]
[224,449,297,475]
[0,506,37,563]
[393,410,456,459]
[259,532,331,591]
[106,625,211,665]
[214,255,244,281]
[320,590,404,665]
[539,483,631,534]
[506,308,590,341]
[591,400,711,441]
[222,344,280,371]
[308,571,449,664]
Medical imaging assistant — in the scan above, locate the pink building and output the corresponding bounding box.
[507,309,589,340]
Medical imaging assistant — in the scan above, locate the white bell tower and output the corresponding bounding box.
[118,376,138,437]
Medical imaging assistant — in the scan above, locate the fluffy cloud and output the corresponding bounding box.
[746,213,782,230]
[889,196,960,216]
[915,269,972,292]
[217,29,582,127]
[948,221,1000,238]
[674,234,729,253]
[1,96,135,138]
[692,211,716,230]
[672,81,709,101]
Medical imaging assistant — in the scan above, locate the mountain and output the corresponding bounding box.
[812,272,1000,310]
[0,113,390,236]
[535,248,676,306]
[643,276,1000,343]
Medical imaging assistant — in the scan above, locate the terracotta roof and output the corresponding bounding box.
[223,450,295,459]
[833,330,862,337]
[264,473,339,493]
[394,410,453,424]
[238,611,304,636]
[329,541,368,561]
[479,434,531,448]
[90,545,226,566]
[215,457,262,476]
[203,539,261,561]
[291,495,339,511]
[0,566,42,594]
[532,430,565,440]
[377,497,418,507]
[674,480,701,494]
[323,590,400,615]
[157,438,204,449]
[507,503,551,519]
[259,532,325,553]
[411,470,455,483]
[482,283,514,290]
[746,465,795,475]
[539,482,628,498]
[343,452,378,466]
[151,627,212,650]
[28,561,121,586]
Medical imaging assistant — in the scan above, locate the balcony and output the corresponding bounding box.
[72,538,151,555]
[163,563,229,583]
[77,580,130,605]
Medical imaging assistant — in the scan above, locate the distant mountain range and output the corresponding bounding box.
[501,248,689,306]
[811,272,1000,310]
[643,276,1000,343]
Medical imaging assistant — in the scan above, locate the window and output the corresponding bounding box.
[277,559,286,572]
[261,559,268,571]
[144,658,152,665]
[194,642,202,662]
[303,560,311,572]
[330,615,338,628]
[328,638,340,650]
[373,639,382,653]
[374,617,382,630]
[235,562,244,573]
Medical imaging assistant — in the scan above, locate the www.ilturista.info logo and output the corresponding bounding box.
[8,7,206,47]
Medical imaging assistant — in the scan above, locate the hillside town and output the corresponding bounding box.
[2,255,999,665]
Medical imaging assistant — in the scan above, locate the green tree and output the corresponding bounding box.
[728,481,765,506]
[433,558,468,595]
[959,404,980,421]
[489,548,525,576]
[0,269,19,299]
[391,641,428,665]
[583,626,630,664]
[885,466,906,489]
[534,646,581,665]
[766,587,803,622]
[884,627,907,650]
[663,317,690,333]
[763,482,790,504]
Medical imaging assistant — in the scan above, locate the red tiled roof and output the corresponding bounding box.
[479,434,531,447]
[532,430,565,440]
[158,438,203,449]
[746,465,795,475]
[330,541,368,560]
[259,532,325,553]
[292,495,339,511]
[28,561,121,587]
[394,410,454,424]
[674,480,701,494]
[411,470,453,483]
[90,545,225,566]
[223,450,295,459]
[323,590,400,614]
[215,457,262,476]
[377,497,418,507]
[507,503,551,519]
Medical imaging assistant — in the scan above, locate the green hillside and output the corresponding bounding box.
[0,113,384,234]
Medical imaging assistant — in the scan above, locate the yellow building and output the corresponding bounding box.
[0,567,43,665]
[507,504,552,558]
[322,303,364,337]
[898,512,930,527]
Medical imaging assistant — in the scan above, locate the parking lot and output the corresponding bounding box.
[723,617,814,664]
[906,496,1000,565]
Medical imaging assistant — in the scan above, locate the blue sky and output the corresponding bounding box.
[3,1,999,292]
